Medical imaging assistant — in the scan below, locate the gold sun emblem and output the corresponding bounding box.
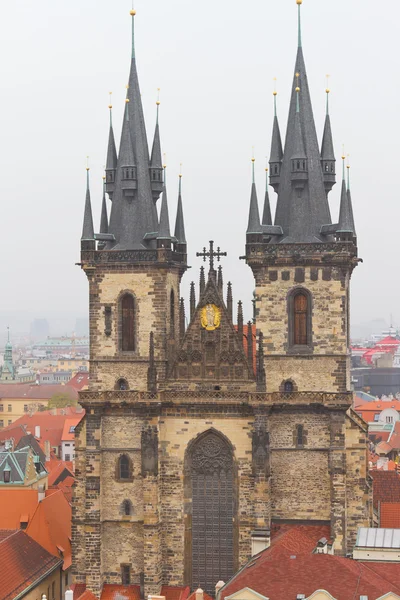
[200,304,221,331]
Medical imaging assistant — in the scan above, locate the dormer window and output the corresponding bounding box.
[4,470,10,483]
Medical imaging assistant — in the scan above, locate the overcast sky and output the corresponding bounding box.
[0,0,397,332]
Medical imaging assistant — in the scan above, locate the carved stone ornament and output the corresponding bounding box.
[191,434,232,474]
[141,428,158,476]
[200,304,221,331]
[252,429,270,476]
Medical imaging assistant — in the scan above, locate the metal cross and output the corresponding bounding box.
[196,240,227,272]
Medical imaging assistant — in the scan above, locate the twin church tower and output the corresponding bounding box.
[74,3,369,598]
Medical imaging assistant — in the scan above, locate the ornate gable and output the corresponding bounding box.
[166,272,255,386]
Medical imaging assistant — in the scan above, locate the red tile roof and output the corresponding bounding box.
[380,502,400,528]
[161,585,191,600]
[376,336,400,347]
[370,470,400,508]
[0,530,62,600]
[62,415,84,441]
[101,584,141,599]
[187,592,213,600]
[68,372,90,391]
[46,459,74,486]
[72,583,87,600]
[219,526,400,600]
[78,591,98,600]
[0,489,39,529]
[389,421,400,450]
[0,425,27,446]
[26,489,72,569]
[0,383,79,400]
[0,529,16,542]
[376,441,393,455]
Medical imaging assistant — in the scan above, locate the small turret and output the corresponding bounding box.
[81,167,95,251]
[199,267,205,296]
[217,266,223,295]
[320,85,336,194]
[105,98,118,199]
[290,78,308,191]
[190,282,196,320]
[262,167,273,226]
[237,301,244,341]
[227,282,233,321]
[98,177,109,250]
[337,156,356,240]
[269,86,284,192]
[174,172,187,258]
[157,170,172,249]
[246,158,262,239]
[150,92,164,202]
[179,297,186,341]
[119,99,137,198]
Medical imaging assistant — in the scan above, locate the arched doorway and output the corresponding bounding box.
[185,430,237,594]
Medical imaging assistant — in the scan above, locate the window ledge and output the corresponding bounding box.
[287,345,313,355]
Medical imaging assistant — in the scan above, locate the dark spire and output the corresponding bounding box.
[320,86,336,194]
[262,166,273,225]
[199,267,206,297]
[81,168,95,242]
[247,321,254,373]
[227,282,233,321]
[147,332,157,393]
[217,265,223,295]
[269,86,284,193]
[347,163,356,237]
[272,3,332,243]
[256,331,266,392]
[150,91,164,202]
[107,9,159,250]
[237,301,243,341]
[190,282,196,320]
[337,157,356,238]
[105,96,118,199]
[179,297,186,341]
[247,158,262,234]
[157,172,171,244]
[100,178,109,234]
[174,173,187,245]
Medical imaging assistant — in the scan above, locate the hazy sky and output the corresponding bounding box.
[0,0,397,329]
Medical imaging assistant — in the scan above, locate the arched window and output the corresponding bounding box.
[170,290,175,338]
[294,292,308,346]
[116,378,129,391]
[284,381,294,393]
[122,500,132,516]
[118,454,131,480]
[121,294,135,352]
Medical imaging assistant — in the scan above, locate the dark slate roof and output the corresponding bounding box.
[321,113,335,161]
[15,434,46,465]
[150,120,162,170]
[273,47,332,242]
[105,117,117,171]
[174,178,186,244]
[247,183,262,234]
[337,176,355,234]
[262,184,272,226]
[99,188,109,234]
[107,16,158,250]
[269,114,283,163]
[157,187,171,239]
[0,449,28,483]
[81,173,94,241]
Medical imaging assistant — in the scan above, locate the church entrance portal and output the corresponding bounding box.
[185,430,236,595]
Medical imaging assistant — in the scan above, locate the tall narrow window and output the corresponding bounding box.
[121,294,135,351]
[296,425,304,447]
[294,292,308,346]
[118,454,131,480]
[170,290,175,338]
[121,564,131,585]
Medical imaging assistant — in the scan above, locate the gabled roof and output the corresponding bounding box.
[380,503,400,528]
[47,459,74,486]
[26,489,72,569]
[0,425,27,447]
[0,530,62,600]
[161,585,191,600]
[62,416,83,441]
[370,470,400,508]
[0,489,39,528]
[0,382,79,400]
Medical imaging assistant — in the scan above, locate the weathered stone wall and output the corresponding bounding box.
[254,265,350,393]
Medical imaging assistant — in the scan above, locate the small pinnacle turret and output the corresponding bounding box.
[269,89,284,192]
[157,178,172,246]
[150,93,164,202]
[262,168,273,226]
[321,87,336,194]
[337,158,356,239]
[105,99,118,199]
[100,180,109,235]
[81,169,95,248]
[247,159,262,234]
[174,173,187,258]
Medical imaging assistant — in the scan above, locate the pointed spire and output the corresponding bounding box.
[200,267,205,297]
[179,298,186,341]
[237,301,243,341]
[174,172,187,245]
[105,94,118,199]
[292,82,306,159]
[247,321,254,372]
[190,282,196,320]
[256,331,266,392]
[157,176,171,241]
[269,83,284,193]
[150,90,163,202]
[347,163,356,237]
[130,7,136,59]
[227,282,233,321]
[297,0,303,48]
[147,332,157,393]
[81,167,95,241]
[320,80,336,195]
[337,155,356,237]
[262,166,273,225]
[247,158,262,234]
[100,178,109,234]
[217,266,223,295]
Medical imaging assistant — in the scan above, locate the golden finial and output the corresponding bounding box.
[86,156,90,171]
[130,1,136,16]
[341,144,346,161]
[296,0,303,4]
[295,72,300,92]
[156,88,161,106]
[273,77,277,97]
[251,146,255,163]
[347,154,350,169]
[108,92,113,109]
[326,75,331,95]
[126,98,130,103]
[179,162,183,178]
[163,153,167,170]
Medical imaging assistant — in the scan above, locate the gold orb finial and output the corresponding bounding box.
[296,0,302,4]
[295,87,300,92]
[126,98,130,103]
[130,9,136,16]
[251,157,255,163]
[265,167,269,173]
[102,175,106,181]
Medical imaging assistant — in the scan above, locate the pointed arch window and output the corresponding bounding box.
[288,288,313,353]
[121,293,135,352]
[117,454,132,481]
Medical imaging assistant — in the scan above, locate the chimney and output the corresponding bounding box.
[38,484,45,502]
[195,589,204,600]
[65,591,74,600]
[35,425,41,439]
[215,581,225,599]
[45,440,51,462]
